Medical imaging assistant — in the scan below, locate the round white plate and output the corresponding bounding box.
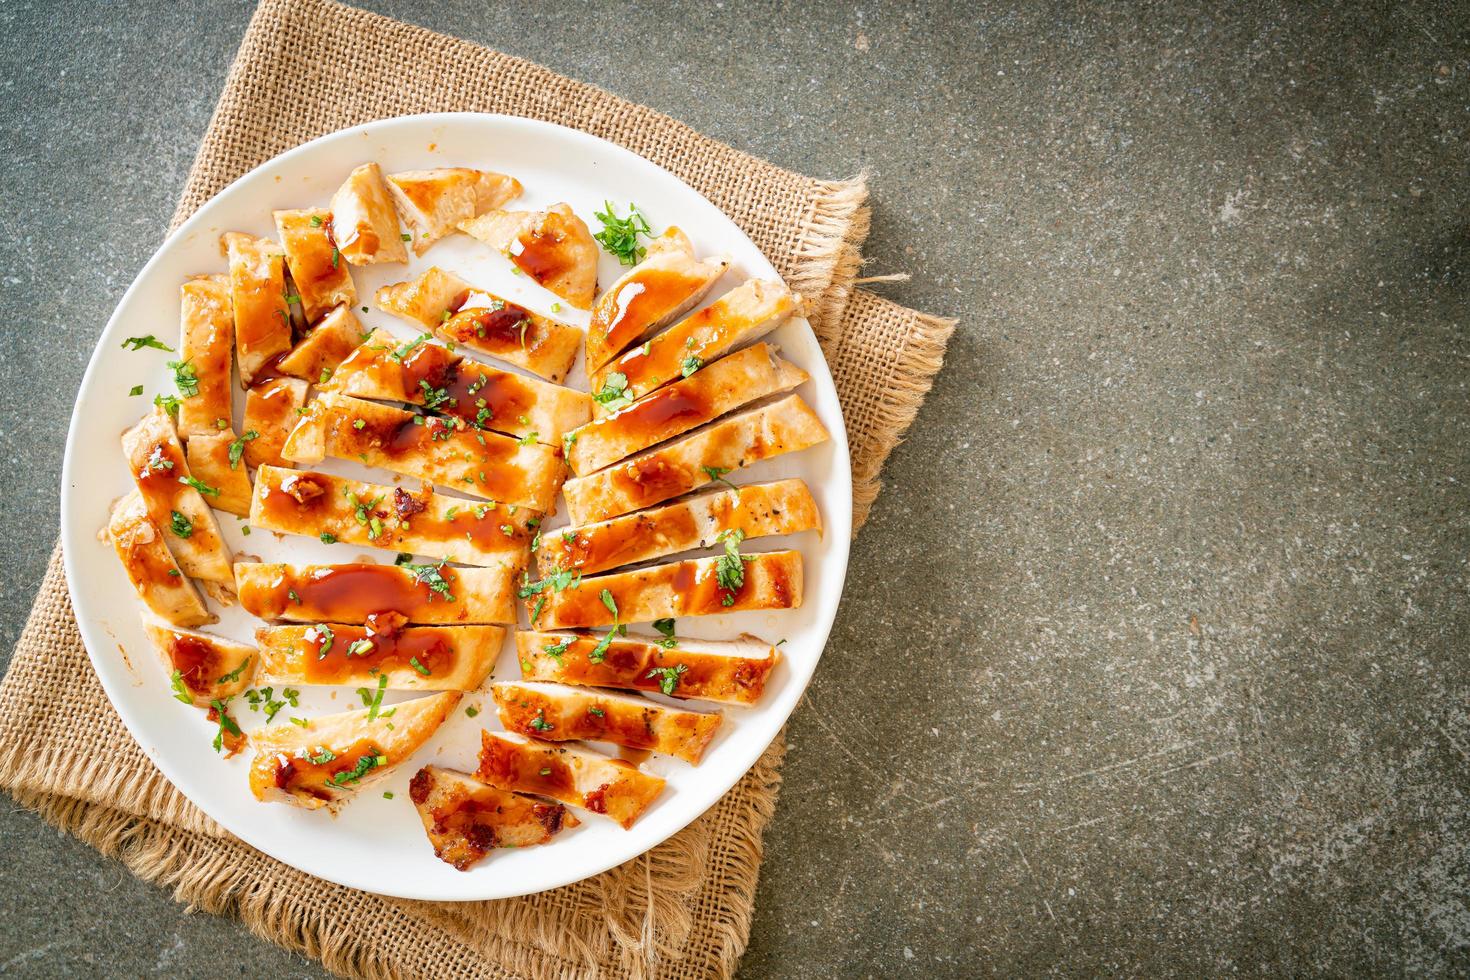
[62,113,851,901]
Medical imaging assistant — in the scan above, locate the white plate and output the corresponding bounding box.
[61,113,851,901]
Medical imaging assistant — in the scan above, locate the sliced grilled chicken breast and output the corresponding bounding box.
[567,343,808,476]
[585,227,729,372]
[562,394,829,525]
[221,232,293,386]
[182,429,254,518]
[248,691,460,809]
[255,623,502,691]
[326,328,590,441]
[589,279,798,413]
[274,207,356,322]
[409,765,578,870]
[276,305,366,383]
[330,162,407,266]
[143,622,255,707]
[532,550,802,629]
[375,267,581,383]
[387,168,522,255]
[492,681,721,764]
[236,560,518,625]
[121,406,233,584]
[516,630,779,706]
[250,466,536,565]
[477,731,666,829]
[107,491,213,627]
[281,392,563,510]
[459,203,598,309]
[242,376,309,469]
[538,480,819,577]
[176,274,235,439]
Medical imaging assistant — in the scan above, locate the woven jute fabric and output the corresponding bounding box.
[0,1,956,977]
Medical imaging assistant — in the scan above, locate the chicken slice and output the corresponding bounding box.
[459,203,598,310]
[409,765,577,870]
[248,691,460,809]
[182,429,254,518]
[387,167,522,256]
[585,227,729,372]
[562,393,829,525]
[273,207,356,322]
[255,623,501,691]
[516,630,779,706]
[250,466,536,566]
[121,406,233,585]
[176,274,235,439]
[537,480,819,578]
[235,560,519,625]
[275,305,367,383]
[492,681,722,764]
[478,731,666,830]
[107,491,213,628]
[143,622,255,707]
[531,551,802,630]
[221,232,293,386]
[330,162,407,266]
[242,376,310,469]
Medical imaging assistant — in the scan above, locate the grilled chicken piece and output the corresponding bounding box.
[242,376,309,469]
[326,328,590,440]
[176,274,235,439]
[459,203,598,310]
[387,168,522,256]
[221,232,293,386]
[235,560,518,625]
[585,227,729,372]
[330,162,407,266]
[143,622,254,707]
[538,480,819,578]
[492,681,721,764]
[374,267,581,383]
[274,208,356,322]
[532,551,802,630]
[182,429,254,517]
[589,279,798,414]
[275,305,366,382]
[255,623,502,690]
[477,731,666,829]
[562,394,829,525]
[516,630,779,706]
[281,392,563,511]
[410,766,577,870]
[249,691,460,809]
[567,343,808,476]
[121,407,233,585]
[250,466,536,566]
[107,491,213,627]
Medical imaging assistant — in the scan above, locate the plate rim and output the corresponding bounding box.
[60,111,852,900]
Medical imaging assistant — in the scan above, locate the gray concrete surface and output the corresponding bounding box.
[2,0,1468,975]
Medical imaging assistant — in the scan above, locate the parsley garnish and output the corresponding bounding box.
[542,638,571,665]
[168,359,199,397]
[178,475,219,497]
[646,664,688,696]
[702,465,739,491]
[169,669,192,704]
[681,355,704,378]
[652,618,679,649]
[129,384,144,397]
[588,589,621,663]
[154,393,182,418]
[121,335,173,352]
[517,431,538,447]
[419,379,453,410]
[319,532,337,544]
[209,698,241,753]
[517,567,581,599]
[409,656,431,676]
[330,753,380,786]
[309,624,335,659]
[169,510,193,538]
[227,430,258,469]
[402,559,455,601]
[287,588,302,604]
[347,638,375,657]
[592,372,633,411]
[528,710,554,732]
[715,529,756,605]
[391,333,432,362]
[365,674,388,720]
[217,656,251,683]
[592,202,652,266]
[465,706,479,718]
[308,748,336,764]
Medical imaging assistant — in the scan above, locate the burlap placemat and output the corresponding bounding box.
[0,1,956,976]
